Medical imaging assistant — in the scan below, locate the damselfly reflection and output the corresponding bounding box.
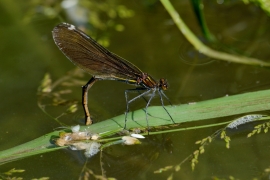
[52,23,174,129]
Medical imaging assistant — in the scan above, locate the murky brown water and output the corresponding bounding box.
[1,0,270,179]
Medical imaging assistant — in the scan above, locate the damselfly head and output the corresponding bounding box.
[159,78,168,90]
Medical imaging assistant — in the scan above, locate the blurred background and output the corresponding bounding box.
[1,0,270,179]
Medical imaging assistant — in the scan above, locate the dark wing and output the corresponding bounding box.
[52,23,142,81]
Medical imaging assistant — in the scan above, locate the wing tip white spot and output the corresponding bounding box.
[68,24,76,30]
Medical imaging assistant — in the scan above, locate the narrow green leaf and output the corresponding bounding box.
[1,89,270,165]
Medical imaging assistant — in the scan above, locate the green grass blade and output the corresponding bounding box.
[160,0,270,66]
[1,89,270,164]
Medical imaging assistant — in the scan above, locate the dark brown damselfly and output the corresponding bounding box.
[52,23,174,129]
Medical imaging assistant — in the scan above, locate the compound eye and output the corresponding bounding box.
[159,78,168,90]
[162,84,168,90]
